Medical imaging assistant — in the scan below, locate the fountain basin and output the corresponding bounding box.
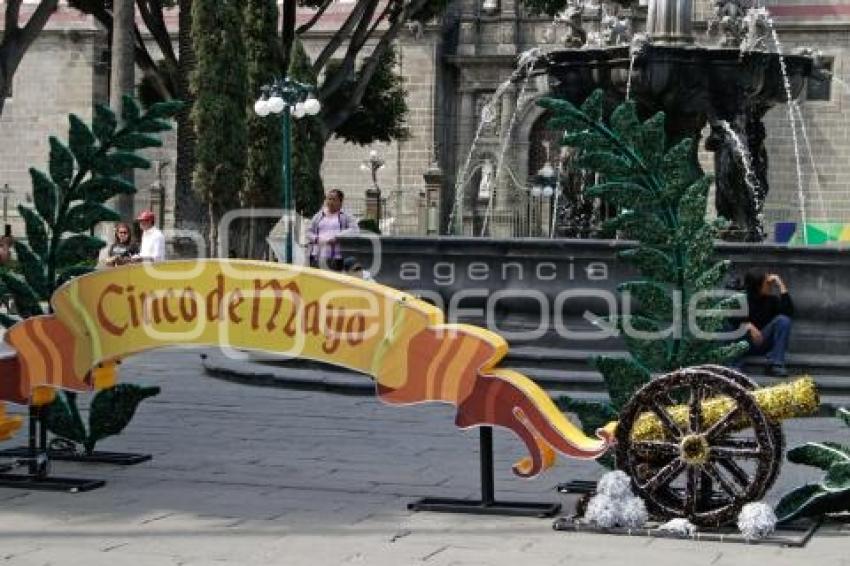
[342,235,850,370]
[534,44,813,140]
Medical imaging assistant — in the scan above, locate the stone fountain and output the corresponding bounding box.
[528,0,815,241]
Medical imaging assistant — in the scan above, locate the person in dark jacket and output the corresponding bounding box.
[740,270,794,376]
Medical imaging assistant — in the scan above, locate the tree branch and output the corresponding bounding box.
[17,0,59,55]
[323,0,427,137]
[137,0,178,68]
[311,0,371,75]
[133,24,173,100]
[295,0,332,35]
[318,0,379,100]
[5,0,23,34]
[281,0,296,72]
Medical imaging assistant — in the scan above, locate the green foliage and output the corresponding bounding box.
[44,385,161,455]
[329,45,410,145]
[776,408,850,523]
[191,0,247,220]
[85,384,161,453]
[139,58,180,108]
[44,392,87,445]
[594,357,652,410]
[541,90,745,452]
[358,218,381,235]
[0,96,178,453]
[288,39,325,216]
[243,0,282,212]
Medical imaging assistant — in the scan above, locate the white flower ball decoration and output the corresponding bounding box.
[596,470,634,499]
[657,518,697,537]
[620,496,649,528]
[585,494,619,528]
[737,502,777,541]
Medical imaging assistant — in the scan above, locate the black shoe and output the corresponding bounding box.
[766,364,789,378]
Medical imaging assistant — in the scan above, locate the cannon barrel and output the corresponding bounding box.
[625,377,819,442]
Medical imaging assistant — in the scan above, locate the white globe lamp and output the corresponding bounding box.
[303,97,321,116]
[267,95,285,114]
[254,99,270,117]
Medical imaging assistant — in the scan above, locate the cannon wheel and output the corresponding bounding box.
[693,365,785,491]
[616,367,778,527]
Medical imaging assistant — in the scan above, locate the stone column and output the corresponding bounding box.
[647,0,694,44]
[490,86,517,236]
[455,91,476,234]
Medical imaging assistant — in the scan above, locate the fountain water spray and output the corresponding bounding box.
[768,20,807,244]
[481,50,541,236]
[448,78,512,235]
[719,120,763,237]
[719,121,760,196]
[626,35,648,101]
[792,101,828,220]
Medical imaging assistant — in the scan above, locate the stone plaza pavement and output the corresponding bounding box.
[0,348,848,566]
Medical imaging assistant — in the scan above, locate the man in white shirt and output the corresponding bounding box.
[133,210,166,262]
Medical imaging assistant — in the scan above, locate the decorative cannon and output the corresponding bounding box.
[610,365,819,527]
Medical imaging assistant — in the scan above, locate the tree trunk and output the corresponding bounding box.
[111,0,136,221]
[280,0,296,73]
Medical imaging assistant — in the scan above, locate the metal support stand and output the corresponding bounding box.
[0,407,105,492]
[0,392,152,465]
[556,479,598,495]
[0,447,151,465]
[407,427,561,518]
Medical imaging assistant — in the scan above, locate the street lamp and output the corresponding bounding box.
[360,149,385,225]
[254,77,321,263]
[1,183,13,236]
[533,161,557,236]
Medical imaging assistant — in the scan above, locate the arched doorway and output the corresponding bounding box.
[527,113,616,238]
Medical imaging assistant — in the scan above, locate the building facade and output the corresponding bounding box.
[0,0,848,244]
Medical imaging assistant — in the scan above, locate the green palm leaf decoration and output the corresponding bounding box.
[775,408,850,522]
[541,90,748,455]
[0,96,182,453]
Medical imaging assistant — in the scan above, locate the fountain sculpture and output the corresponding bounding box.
[527,0,815,241]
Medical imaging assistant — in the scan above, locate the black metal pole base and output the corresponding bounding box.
[0,472,105,493]
[0,407,106,492]
[0,447,151,465]
[552,516,822,547]
[556,479,597,495]
[408,427,561,519]
[408,497,561,518]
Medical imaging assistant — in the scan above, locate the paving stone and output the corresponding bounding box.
[0,348,848,565]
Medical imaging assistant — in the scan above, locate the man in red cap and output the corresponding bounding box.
[133,209,166,262]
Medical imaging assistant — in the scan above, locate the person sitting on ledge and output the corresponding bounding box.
[738,270,794,377]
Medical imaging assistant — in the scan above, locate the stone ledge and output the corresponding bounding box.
[200,349,850,412]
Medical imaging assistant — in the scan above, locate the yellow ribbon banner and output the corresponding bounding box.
[1,260,611,476]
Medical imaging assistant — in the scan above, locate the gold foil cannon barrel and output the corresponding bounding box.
[629,377,819,442]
